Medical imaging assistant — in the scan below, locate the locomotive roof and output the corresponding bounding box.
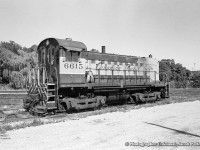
[38,38,87,51]
[81,51,142,63]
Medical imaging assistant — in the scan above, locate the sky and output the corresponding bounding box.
[0,0,200,70]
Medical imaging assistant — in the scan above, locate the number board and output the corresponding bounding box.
[60,58,85,74]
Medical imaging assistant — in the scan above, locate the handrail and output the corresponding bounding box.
[54,67,58,91]
[54,67,59,108]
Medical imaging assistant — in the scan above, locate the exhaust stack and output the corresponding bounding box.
[102,46,106,53]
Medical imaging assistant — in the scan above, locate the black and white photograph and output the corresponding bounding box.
[0,0,200,149]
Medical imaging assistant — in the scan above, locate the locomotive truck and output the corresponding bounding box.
[23,38,169,115]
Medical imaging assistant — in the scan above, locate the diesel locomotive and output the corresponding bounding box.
[24,38,169,115]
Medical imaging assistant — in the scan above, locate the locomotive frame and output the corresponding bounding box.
[24,38,169,115]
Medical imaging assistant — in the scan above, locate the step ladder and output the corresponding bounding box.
[45,83,57,111]
[25,67,58,114]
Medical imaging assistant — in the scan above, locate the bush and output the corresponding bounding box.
[1,70,25,89]
[190,74,200,88]
[2,69,10,83]
[10,71,25,89]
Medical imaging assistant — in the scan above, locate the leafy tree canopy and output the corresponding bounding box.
[0,41,38,85]
[159,59,191,88]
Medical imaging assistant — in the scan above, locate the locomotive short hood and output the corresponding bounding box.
[37,38,87,51]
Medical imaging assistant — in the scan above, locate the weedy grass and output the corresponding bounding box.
[0,117,58,133]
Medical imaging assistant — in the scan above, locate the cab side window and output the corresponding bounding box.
[72,52,79,62]
[61,49,80,62]
[65,51,72,61]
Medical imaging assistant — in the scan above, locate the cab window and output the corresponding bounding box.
[71,52,79,62]
[61,49,80,62]
[41,48,46,65]
[50,47,54,65]
[61,48,66,57]
[65,51,71,61]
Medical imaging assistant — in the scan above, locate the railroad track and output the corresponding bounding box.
[0,88,200,123]
[0,90,27,94]
[0,91,27,107]
[0,90,27,122]
[0,90,27,100]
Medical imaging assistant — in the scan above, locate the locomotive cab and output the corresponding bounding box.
[37,38,87,86]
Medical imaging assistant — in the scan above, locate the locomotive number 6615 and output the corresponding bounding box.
[64,62,83,70]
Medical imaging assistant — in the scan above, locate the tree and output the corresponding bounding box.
[0,42,38,85]
[159,59,191,88]
[90,49,99,53]
[0,47,15,82]
[23,44,37,52]
[1,41,22,55]
[190,74,200,88]
[159,61,171,81]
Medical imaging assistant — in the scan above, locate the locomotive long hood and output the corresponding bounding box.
[38,38,87,51]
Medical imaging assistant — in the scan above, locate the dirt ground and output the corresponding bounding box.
[1,101,200,150]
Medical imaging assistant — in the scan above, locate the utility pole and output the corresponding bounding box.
[194,63,196,71]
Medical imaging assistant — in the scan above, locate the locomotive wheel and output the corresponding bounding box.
[128,96,134,104]
[131,95,139,105]
[61,102,73,113]
[153,95,159,103]
[60,102,68,112]
[52,110,56,115]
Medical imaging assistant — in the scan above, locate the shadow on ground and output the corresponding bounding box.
[144,122,200,138]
